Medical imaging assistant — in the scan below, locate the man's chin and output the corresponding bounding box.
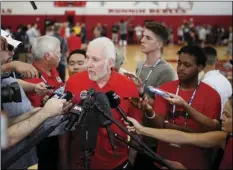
[88,74,99,81]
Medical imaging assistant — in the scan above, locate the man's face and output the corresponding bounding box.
[221,99,232,133]
[0,37,14,65]
[46,45,61,68]
[177,53,202,82]
[68,53,86,75]
[86,45,112,81]
[140,28,162,54]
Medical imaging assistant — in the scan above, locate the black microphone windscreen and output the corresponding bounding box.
[105,90,120,108]
[94,92,113,127]
[95,92,111,113]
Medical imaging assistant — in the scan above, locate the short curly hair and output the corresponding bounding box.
[177,45,207,68]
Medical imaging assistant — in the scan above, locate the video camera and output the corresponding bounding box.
[1,72,22,104]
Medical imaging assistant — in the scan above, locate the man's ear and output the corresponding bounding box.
[44,52,50,61]
[198,65,204,73]
[108,59,115,69]
[157,41,163,49]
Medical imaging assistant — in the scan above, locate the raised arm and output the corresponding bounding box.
[126,117,226,149]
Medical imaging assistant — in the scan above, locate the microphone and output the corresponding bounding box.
[94,92,117,155]
[94,93,174,170]
[64,104,85,131]
[106,91,133,126]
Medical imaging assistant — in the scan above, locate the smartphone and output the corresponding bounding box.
[46,85,55,90]
[148,86,170,98]
[123,97,140,103]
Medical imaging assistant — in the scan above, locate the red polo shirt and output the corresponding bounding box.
[65,70,142,169]
[67,35,81,53]
[220,137,232,169]
[24,64,64,107]
[153,80,221,169]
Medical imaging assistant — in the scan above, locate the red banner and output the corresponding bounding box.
[54,1,86,7]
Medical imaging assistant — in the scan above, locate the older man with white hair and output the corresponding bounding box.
[23,35,67,170]
[64,37,142,169]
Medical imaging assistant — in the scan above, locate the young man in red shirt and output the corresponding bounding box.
[125,96,232,170]
[64,37,142,169]
[136,45,222,169]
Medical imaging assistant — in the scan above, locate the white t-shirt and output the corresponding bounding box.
[198,28,207,41]
[202,70,232,115]
[134,26,143,36]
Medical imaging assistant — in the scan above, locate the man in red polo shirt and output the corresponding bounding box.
[25,35,65,107]
[141,45,221,169]
[24,35,66,170]
[64,37,142,169]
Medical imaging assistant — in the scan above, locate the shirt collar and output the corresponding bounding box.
[32,62,56,78]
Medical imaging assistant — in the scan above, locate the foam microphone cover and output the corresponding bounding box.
[94,92,113,126]
[94,92,112,115]
[105,90,120,108]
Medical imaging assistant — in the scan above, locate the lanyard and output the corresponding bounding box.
[172,81,200,127]
[40,73,63,88]
[138,58,161,89]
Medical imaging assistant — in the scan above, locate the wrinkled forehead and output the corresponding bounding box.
[86,43,106,59]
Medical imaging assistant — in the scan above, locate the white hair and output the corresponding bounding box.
[88,37,116,61]
[31,35,60,60]
[115,48,125,70]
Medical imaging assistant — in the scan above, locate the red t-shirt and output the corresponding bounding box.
[67,35,81,53]
[60,26,66,38]
[220,137,232,169]
[24,64,64,107]
[154,80,221,169]
[65,71,142,169]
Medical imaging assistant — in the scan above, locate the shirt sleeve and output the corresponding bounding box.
[153,94,170,117]
[127,85,143,122]
[203,90,221,119]
[156,69,176,87]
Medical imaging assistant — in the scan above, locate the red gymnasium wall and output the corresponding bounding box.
[1,15,232,42]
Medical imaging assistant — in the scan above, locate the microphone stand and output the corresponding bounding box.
[2,116,68,169]
[95,104,174,170]
[114,133,157,162]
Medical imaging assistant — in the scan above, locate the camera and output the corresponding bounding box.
[1,72,22,103]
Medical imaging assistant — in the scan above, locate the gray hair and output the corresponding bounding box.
[31,35,60,61]
[88,37,116,61]
[115,48,125,70]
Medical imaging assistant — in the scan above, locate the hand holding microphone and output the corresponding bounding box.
[42,98,67,118]
[124,116,144,135]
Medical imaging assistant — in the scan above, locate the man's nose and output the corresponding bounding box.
[141,37,145,43]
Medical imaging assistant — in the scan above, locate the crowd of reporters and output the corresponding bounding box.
[1,19,232,170]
